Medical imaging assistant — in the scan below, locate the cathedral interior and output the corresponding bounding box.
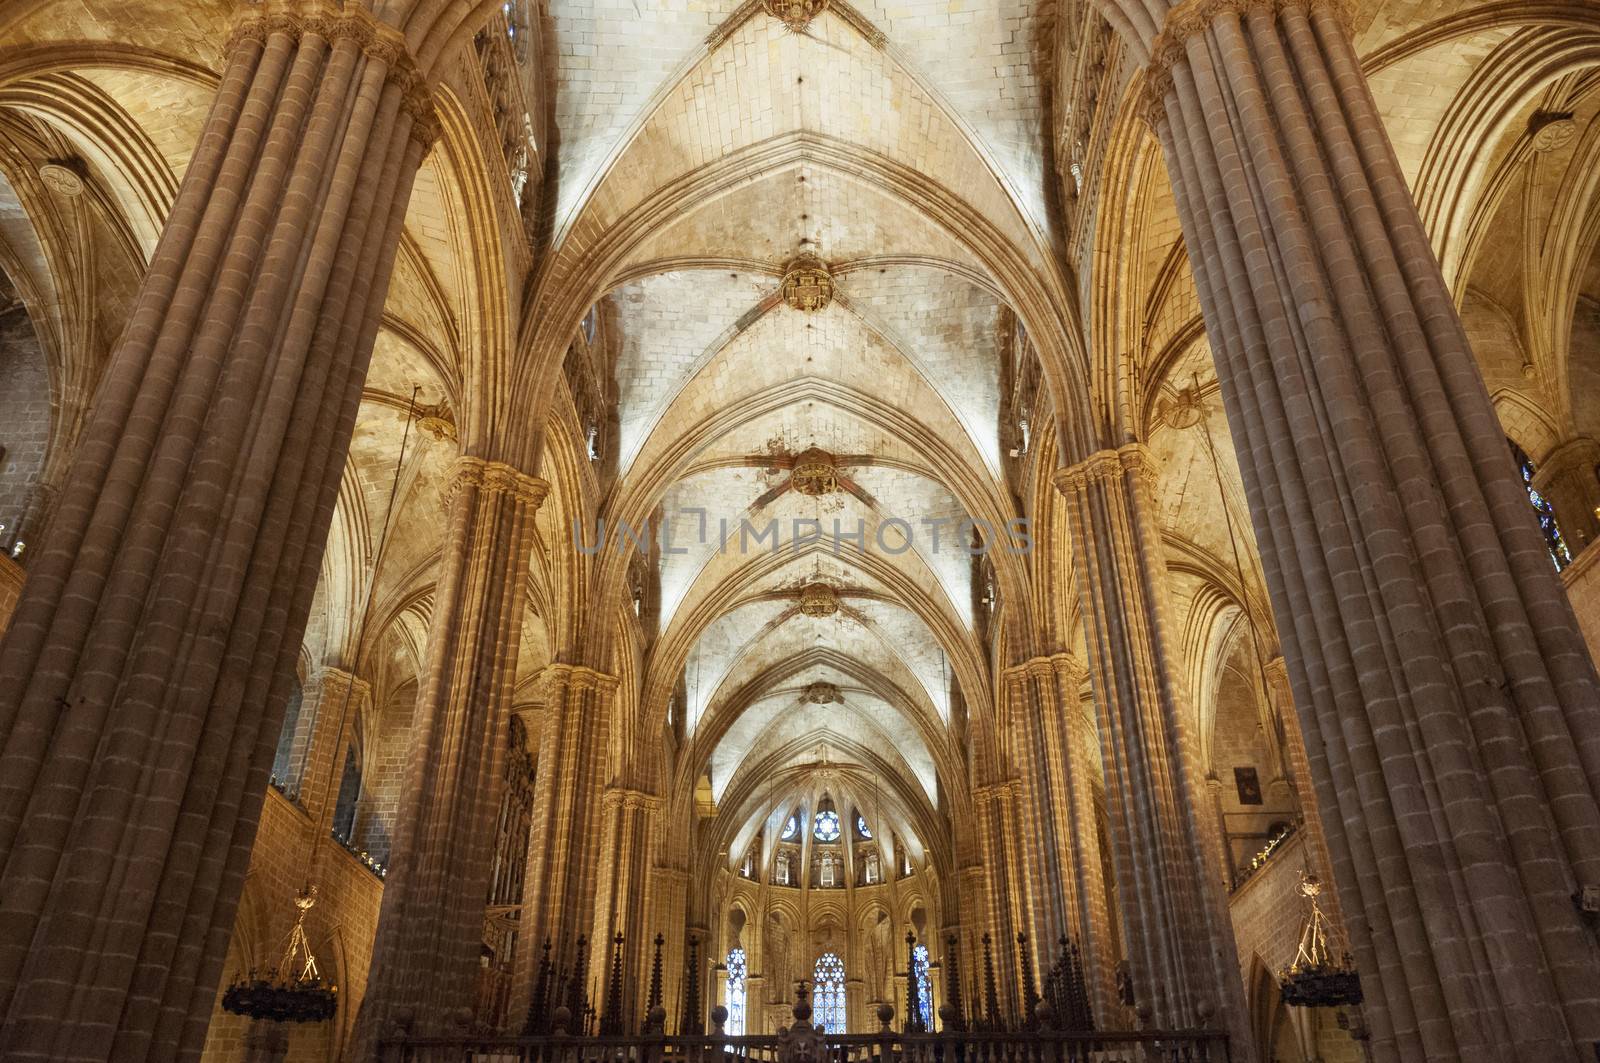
[2,0,1600,1060]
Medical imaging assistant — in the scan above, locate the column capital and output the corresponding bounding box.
[1053,443,1159,498]
[316,665,371,702]
[602,786,663,813]
[535,663,620,699]
[446,455,550,512]
[1001,651,1087,684]
[1137,0,1356,126]
[225,4,440,145]
[973,780,1018,804]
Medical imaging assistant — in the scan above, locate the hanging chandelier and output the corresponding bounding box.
[1278,874,1362,1008]
[221,886,339,1023]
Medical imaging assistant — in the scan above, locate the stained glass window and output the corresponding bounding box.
[813,952,846,1034]
[856,814,871,839]
[912,945,933,1030]
[726,948,747,1036]
[813,809,840,842]
[781,813,801,841]
[1510,440,1572,570]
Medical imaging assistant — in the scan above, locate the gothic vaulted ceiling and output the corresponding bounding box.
[521,0,1073,873]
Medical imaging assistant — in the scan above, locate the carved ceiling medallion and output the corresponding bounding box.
[780,252,834,312]
[1160,384,1204,430]
[1530,111,1577,153]
[764,0,827,33]
[38,162,83,197]
[803,681,841,704]
[790,447,838,496]
[798,582,839,617]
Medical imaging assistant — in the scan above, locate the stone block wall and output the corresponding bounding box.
[200,773,385,1061]
[0,306,50,539]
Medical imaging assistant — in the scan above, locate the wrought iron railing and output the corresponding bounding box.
[377,1029,1232,1063]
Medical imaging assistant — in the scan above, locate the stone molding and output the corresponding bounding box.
[603,786,664,813]
[1136,0,1356,125]
[226,6,441,146]
[446,455,550,512]
[318,665,372,703]
[1000,652,1088,686]
[535,663,621,699]
[973,780,1017,803]
[1052,442,1159,499]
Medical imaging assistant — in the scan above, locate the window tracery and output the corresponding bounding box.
[813,952,846,1033]
[726,948,747,1036]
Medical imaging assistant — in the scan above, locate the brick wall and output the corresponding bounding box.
[200,788,386,1062]
[0,305,51,539]
[1562,546,1600,657]
[1227,834,1362,1062]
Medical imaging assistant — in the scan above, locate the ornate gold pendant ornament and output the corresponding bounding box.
[798,583,839,618]
[802,680,841,703]
[779,253,834,312]
[763,0,828,33]
[790,447,838,496]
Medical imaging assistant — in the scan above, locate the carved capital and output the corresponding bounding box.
[536,663,621,702]
[973,780,1017,804]
[446,456,549,512]
[1138,0,1355,123]
[1053,443,1159,498]
[603,786,664,814]
[225,8,439,148]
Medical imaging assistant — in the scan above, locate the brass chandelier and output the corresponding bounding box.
[221,886,339,1023]
[1278,874,1362,1009]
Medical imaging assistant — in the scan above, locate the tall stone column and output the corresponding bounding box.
[647,865,689,1031]
[1095,0,1600,1057]
[295,667,371,831]
[591,786,663,1031]
[1532,437,1600,557]
[971,780,1026,1019]
[1054,444,1251,1054]
[1003,654,1118,1021]
[0,5,477,1058]
[518,665,618,1004]
[352,457,547,1048]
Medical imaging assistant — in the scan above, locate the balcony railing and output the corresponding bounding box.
[378,1029,1232,1063]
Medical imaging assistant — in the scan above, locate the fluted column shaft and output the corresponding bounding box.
[592,787,663,1031]
[1054,444,1250,1054]
[0,10,436,1059]
[972,781,1025,1019]
[353,457,547,1048]
[1004,654,1118,1023]
[297,667,372,829]
[647,865,690,1031]
[518,665,618,1001]
[1105,0,1600,1057]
